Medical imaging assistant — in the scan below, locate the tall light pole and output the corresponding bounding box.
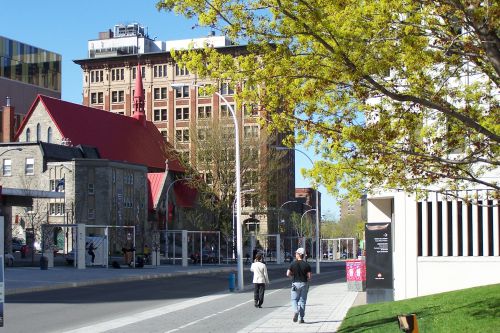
[274,146,321,274]
[300,208,316,246]
[165,177,192,258]
[171,82,244,290]
[0,147,22,157]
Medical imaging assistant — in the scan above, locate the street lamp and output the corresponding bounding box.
[171,82,244,290]
[165,177,192,258]
[273,146,321,274]
[0,147,22,157]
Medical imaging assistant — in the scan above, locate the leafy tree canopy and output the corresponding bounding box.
[157,0,499,199]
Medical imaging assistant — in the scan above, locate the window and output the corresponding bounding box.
[175,107,190,120]
[197,84,212,97]
[88,183,95,195]
[244,147,259,160]
[153,65,168,78]
[175,64,189,76]
[220,104,235,118]
[36,124,41,141]
[87,208,95,219]
[90,70,103,83]
[222,126,235,140]
[26,128,31,142]
[90,92,104,104]
[174,86,190,98]
[175,129,190,142]
[2,159,12,176]
[161,130,168,142]
[111,90,125,103]
[25,158,34,175]
[49,203,65,216]
[132,66,146,79]
[197,128,207,141]
[220,82,234,95]
[154,87,167,100]
[47,127,52,143]
[153,109,167,122]
[111,68,124,81]
[244,103,259,117]
[244,125,259,139]
[197,105,212,119]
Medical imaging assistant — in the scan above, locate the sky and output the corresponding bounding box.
[2,0,339,219]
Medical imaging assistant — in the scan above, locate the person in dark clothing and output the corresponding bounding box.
[87,242,96,264]
[286,247,312,324]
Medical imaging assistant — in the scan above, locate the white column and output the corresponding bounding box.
[421,200,428,257]
[77,224,86,269]
[276,234,282,264]
[493,199,499,256]
[182,230,188,267]
[452,200,459,256]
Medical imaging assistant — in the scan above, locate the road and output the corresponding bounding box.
[5,263,345,333]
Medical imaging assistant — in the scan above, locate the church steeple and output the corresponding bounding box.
[132,62,146,126]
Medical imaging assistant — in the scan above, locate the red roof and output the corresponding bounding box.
[16,95,183,172]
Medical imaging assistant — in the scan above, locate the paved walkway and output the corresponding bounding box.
[4,263,361,332]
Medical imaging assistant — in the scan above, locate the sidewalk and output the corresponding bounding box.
[4,263,361,333]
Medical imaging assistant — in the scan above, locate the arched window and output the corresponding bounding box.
[36,123,41,141]
[47,127,53,143]
[26,128,31,142]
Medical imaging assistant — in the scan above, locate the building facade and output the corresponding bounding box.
[0,35,61,140]
[73,24,296,236]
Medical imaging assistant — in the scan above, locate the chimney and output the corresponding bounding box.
[132,63,146,127]
[2,97,15,142]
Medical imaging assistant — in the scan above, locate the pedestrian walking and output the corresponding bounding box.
[250,253,270,308]
[87,242,96,264]
[286,247,312,324]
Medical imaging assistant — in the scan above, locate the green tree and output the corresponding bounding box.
[157,0,499,199]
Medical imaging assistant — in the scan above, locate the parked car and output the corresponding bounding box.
[12,238,26,252]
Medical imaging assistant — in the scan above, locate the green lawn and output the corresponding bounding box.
[338,284,500,333]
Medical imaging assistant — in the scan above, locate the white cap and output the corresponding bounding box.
[295,248,305,255]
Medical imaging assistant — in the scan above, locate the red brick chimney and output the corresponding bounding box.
[2,97,15,142]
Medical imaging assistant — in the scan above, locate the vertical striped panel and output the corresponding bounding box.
[432,195,439,256]
[472,199,479,256]
[452,200,459,256]
[462,200,469,256]
[421,200,428,257]
[442,199,449,256]
[482,201,489,256]
[493,199,499,256]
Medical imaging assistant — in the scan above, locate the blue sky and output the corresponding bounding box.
[2,0,339,219]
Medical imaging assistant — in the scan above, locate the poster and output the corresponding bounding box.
[365,223,393,289]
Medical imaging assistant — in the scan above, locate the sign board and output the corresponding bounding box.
[365,223,393,289]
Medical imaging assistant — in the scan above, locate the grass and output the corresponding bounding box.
[338,284,500,333]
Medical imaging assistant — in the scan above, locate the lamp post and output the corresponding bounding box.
[300,208,316,247]
[171,82,244,290]
[273,146,321,274]
[0,147,22,157]
[165,177,192,258]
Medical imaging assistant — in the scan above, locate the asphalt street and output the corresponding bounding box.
[5,264,345,333]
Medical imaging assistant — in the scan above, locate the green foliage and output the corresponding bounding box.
[339,283,500,333]
[157,0,500,199]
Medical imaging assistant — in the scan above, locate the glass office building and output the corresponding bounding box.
[0,36,61,92]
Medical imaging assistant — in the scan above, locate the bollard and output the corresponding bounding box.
[228,272,236,292]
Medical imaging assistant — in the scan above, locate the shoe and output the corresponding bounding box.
[300,319,305,324]
[258,305,262,308]
[293,313,298,322]
[254,304,259,308]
